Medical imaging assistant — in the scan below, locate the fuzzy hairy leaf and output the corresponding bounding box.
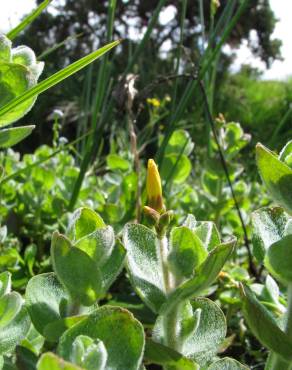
[123,223,166,313]
[264,235,292,284]
[25,272,69,338]
[241,284,292,361]
[58,306,145,370]
[256,143,292,214]
[51,232,101,306]
[252,206,289,262]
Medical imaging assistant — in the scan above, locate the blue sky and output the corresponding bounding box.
[1,0,290,80]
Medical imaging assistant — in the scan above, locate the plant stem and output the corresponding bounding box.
[158,236,172,294]
[158,236,181,369]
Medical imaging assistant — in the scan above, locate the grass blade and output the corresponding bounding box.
[0,40,120,121]
[6,0,52,40]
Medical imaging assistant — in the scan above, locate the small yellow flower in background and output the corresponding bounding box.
[147,98,161,107]
[146,159,164,213]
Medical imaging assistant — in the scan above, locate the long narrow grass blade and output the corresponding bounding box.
[0,40,120,121]
[6,0,52,40]
[38,33,83,60]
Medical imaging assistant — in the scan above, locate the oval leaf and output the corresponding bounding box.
[25,272,69,338]
[58,306,145,370]
[168,226,208,278]
[256,143,292,214]
[264,235,292,284]
[51,232,101,306]
[252,206,289,262]
[241,284,292,361]
[123,223,167,313]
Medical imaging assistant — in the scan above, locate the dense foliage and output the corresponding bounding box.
[0,1,292,369]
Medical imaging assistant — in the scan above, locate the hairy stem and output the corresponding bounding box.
[159,236,172,293]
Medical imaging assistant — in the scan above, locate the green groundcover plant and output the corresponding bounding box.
[1,2,292,369]
[0,157,250,370]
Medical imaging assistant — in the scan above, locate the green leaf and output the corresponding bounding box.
[51,232,101,306]
[75,226,115,267]
[106,154,130,171]
[183,214,197,231]
[252,207,289,262]
[70,335,107,370]
[6,0,52,41]
[0,292,22,328]
[67,207,105,242]
[0,271,11,297]
[208,357,249,369]
[168,226,208,278]
[144,339,199,370]
[160,238,236,315]
[181,298,226,366]
[165,129,194,156]
[264,235,292,284]
[256,143,292,214]
[241,284,292,361]
[0,63,38,127]
[37,352,82,370]
[0,125,35,148]
[0,40,120,124]
[0,304,30,355]
[100,240,126,294]
[123,223,166,313]
[161,154,192,184]
[193,222,221,251]
[279,140,292,167]
[25,272,69,338]
[224,122,250,160]
[43,316,87,343]
[58,306,145,370]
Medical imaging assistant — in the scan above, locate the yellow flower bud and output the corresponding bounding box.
[146,159,164,213]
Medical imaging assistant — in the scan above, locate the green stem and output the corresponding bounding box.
[158,237,181,370]
[158,236,172,294]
